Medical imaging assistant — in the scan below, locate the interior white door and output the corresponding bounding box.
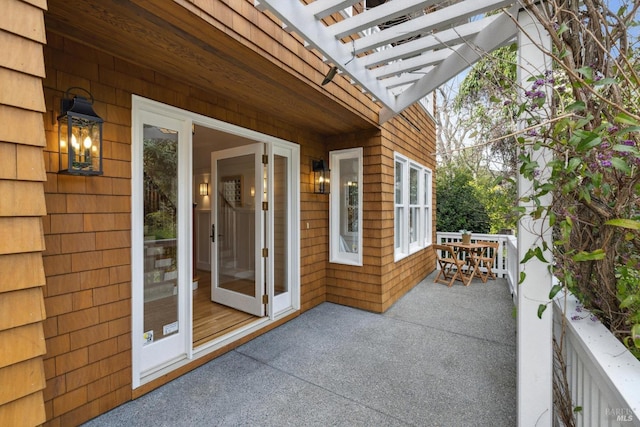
[211,143,264,316]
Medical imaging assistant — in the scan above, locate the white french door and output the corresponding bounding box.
[211,144,264,316]
[132,95,300,388]
[132,100,191,381]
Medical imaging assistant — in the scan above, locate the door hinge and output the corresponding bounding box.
[262,201,268,211]
[262,294,268,304]
[262,248,268,257]
[262,154,268,164]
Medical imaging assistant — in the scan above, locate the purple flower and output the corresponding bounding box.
[600,160,612,167]
[571,315,581,321]
[622,139,636,146]
[527,129,539,137]
[503,100,512,106]
[607,126,619,134]
[532,78,545,89]
[600,142,610,149]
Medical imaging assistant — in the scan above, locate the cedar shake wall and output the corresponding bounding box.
[34,1,436,424]
[326,105,437,313]
[40,33,329,426]
[380,104,437,311]
[0,0,49,426]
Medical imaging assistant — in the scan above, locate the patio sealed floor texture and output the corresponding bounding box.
[83,272,516,426]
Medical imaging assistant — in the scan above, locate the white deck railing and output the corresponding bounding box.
[554,294,640,425]
[435,232,518,298]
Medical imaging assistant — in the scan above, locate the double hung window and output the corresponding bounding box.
[394,153,432,261]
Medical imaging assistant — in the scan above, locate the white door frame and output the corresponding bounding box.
[131,95,300,388]
[131,99,192,385]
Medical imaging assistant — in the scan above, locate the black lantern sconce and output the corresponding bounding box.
[58,88,103,175]
[312,159,330,194]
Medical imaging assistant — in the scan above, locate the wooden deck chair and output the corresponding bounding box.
[471,241,500,283]
[433,244,469,286]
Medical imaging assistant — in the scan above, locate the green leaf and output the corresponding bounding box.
[576,135,602,152]
[615,125,640,135]
[615,112,639,125]
[620,295,639,309]
[593,77,617,86]
[565,101,586,112]
[612,144,639,154]
[567,157,582,172]
[577,66,593,81]
[610,157,631,173]
[572,249,606,262]
[549,284,563,299]
[632,324,640,348]
[537,303,547,319]
[574,406,583,413]
[519,271,526,284]
[557,22,569,35]
[605,218,640,230]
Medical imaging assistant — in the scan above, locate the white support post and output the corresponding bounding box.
[516,6,554,426]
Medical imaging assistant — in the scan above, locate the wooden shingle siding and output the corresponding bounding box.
[0,0,48,425]
[40,29,333,424]
[325,105,437,314]
[33,0,436,424]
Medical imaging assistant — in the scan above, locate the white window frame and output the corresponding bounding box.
[394,152,432,261]
[329,147,363,266]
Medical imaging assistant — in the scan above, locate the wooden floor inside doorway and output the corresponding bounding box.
[192,270,258,347]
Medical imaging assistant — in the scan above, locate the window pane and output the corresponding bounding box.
[340,157,359,253]
[143,124,179,343]
[410,167,418,205]
[395,161,403,204]
[424,172,429,205]
[395,206,403,249]
[409,207,418,244]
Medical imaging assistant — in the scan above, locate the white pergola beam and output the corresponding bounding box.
[255,0,396,110]
[330,0,440,39]
[381,66,435,90]
[371,46,458,79]
[380,8,517,123]
[306,0,360,20]
[352,0,514,54]
[359,14,500,69]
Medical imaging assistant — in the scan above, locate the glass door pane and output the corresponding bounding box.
[273,154,288,296]
[211,143,264,317]
[143,124,179,344]
[217,155,255,297]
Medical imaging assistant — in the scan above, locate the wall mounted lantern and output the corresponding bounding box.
[199,182,209,196]
[312,159,330,194]
[58,88,103,175]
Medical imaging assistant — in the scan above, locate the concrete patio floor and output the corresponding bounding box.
[83,272,517,426]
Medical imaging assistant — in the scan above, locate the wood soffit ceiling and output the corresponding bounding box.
[44,0,375,135]
[256,0,522,123]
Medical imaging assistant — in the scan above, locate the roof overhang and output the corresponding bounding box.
[255,0,520,124]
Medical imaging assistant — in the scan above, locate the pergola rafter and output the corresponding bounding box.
[254,0,520,123]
